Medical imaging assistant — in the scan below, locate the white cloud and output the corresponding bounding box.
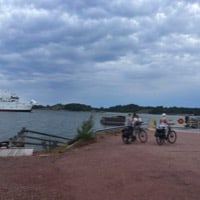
[0,0,200,107]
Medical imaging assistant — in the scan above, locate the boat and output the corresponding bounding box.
[100,115,126,126]
[185,117,200,129]
[0,91,36,112]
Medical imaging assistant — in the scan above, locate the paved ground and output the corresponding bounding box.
[0,129,200,200]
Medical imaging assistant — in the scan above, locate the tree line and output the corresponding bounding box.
[33,103,200,115]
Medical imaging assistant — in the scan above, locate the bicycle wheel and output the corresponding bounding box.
[138,129,148,143]
[156,136,165,145]
[122,134,133,144]
[122,134,128,144]
[167,130,177,144]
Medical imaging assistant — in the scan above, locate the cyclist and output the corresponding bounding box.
[159,113,169,133]
[132,113,142,126]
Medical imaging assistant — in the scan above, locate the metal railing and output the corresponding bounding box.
[5,127,72,150]
[0,126,126,150]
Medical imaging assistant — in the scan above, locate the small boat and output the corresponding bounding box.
[186,117,200,129]
[100,115,126,126]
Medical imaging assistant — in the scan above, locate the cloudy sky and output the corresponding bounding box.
[0,0,200,108]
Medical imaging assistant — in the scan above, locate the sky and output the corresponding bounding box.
[0,0,200,108]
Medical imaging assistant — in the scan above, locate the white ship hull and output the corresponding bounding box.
[0,102,33,112]
[0,91,36,112]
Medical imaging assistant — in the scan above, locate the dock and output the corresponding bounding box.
[0,147,33,157]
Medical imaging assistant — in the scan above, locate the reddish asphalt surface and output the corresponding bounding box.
[0,129,200,200]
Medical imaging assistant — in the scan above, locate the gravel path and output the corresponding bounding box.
[0,129,200,200]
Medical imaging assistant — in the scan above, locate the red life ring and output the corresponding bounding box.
[178,118,184,124]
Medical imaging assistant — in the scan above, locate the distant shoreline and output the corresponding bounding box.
[33,104,200,116]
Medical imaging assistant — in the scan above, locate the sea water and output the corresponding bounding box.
[0,110,188,143]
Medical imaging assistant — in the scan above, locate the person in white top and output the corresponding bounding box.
[159,113,169,129]
[127,113,133,127]
[132,113,142,127]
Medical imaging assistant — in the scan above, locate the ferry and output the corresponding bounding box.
[0,91,36,112]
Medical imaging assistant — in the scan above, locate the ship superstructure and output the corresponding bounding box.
[0,91,35,112]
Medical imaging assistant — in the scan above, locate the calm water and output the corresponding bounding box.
[0,110,198,151]
[0,110,97,141]
[0,110,187,140]
[0,110,150,140]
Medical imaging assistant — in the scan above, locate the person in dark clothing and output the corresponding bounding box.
[185,115,190,127]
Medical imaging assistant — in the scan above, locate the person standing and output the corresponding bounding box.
[131,113,143,139]
[126,113,133,136]
[127,113,133,127]
[185,115,190,127]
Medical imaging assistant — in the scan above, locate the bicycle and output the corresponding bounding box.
[154,126,177,145]
[121,122,148,144]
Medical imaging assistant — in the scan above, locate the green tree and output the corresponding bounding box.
[75,115,94,140]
